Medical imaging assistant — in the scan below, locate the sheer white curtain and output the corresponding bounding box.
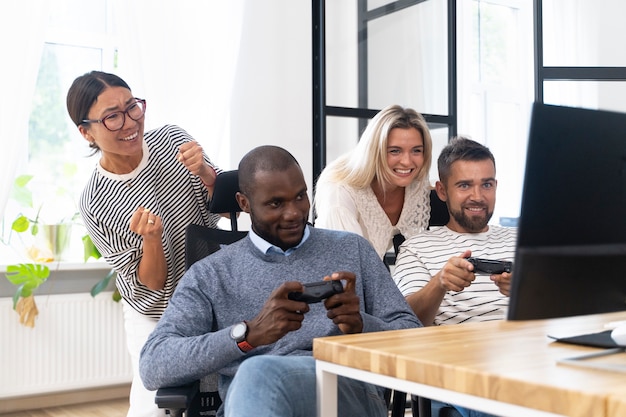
[0,1,49,221]
[114,0,245,169]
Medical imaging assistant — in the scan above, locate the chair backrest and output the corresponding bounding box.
[185,224,247,269]
[175,171,248,416]
[428,188,449,228]
[186,169,248,268]
[390,189,449,255]
[208,170,242,231]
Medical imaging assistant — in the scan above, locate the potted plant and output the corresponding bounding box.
[1,174,75,326]
[9,173,77,261]
[4,263,50,327]
[2,173,118,327]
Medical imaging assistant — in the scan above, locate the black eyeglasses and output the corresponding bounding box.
[82,98,147,131]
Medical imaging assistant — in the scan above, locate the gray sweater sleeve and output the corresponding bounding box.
[139,265,249,390]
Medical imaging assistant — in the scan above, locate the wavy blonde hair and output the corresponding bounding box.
[317,104,432,193]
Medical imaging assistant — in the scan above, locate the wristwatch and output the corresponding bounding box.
[230,321,255,352]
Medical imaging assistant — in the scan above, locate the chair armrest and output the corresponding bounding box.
[155,380,199,411]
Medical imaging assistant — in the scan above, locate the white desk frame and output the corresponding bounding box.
[315,359,564,417]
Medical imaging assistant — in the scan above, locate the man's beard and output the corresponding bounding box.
[449,206,493,233]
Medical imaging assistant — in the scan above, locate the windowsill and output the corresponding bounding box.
[0,259,114,297]
[0,259,110,274]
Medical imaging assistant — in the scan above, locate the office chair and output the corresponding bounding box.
[384,189,450,267]
[428,188,450,228]
[155,170,247,417]
[208,169,243,231]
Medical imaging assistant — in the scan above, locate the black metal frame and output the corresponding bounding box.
[312,0,457,184]
[533,0,626,102]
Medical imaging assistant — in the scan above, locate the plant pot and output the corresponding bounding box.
[41,223,72,261]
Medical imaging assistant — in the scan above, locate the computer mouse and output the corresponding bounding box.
[610,324,626,346]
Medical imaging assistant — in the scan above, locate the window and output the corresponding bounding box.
[1,1,248,264]
[1,0,115,263]
[457,0,533,223]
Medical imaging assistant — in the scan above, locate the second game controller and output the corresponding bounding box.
[466,257,513,274]
[288,280,344,303]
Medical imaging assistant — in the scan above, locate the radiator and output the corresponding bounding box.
[0,292,133,398]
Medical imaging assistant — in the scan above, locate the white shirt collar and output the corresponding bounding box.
[248,224,310,256]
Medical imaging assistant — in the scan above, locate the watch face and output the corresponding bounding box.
[231,322,247,342]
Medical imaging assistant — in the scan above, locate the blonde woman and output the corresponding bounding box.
[314,104,433,259]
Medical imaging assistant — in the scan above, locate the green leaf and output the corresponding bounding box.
[61,162,78,179]
[14,175,34,188]
[90,269,116,297]
[5,263,50,289]
[6,264,49,307]
[12,286,23,309]
[82,234,102,261]
[11,175,34,208]
[81,234,119,302]
[11,215,30,233]
[17,282,33,298]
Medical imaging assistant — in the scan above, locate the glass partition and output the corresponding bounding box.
[325,0,447,113]
[544,81,626,114]
[316,0,456,185]
[543,0,626,67]
[367,0,447,113]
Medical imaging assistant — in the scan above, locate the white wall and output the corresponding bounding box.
[115,0,312,198]
[223,1,311,229]
[229,1,312,180]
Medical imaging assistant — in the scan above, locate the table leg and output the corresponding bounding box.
[316,360,338,417]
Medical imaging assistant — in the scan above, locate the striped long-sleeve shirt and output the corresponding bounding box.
[79,125,221,317]
[393,225,517,325]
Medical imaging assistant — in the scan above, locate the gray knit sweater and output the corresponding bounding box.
[139,227,420,392]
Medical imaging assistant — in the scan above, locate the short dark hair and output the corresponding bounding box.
[66,71,132,127]
[438,136,496,183]
[66,71,132,153]
[238,145,300,195]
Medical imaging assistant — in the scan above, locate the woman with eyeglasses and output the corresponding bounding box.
[66,71,221,417]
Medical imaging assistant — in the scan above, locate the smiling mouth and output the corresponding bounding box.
[394,168,414,175]
[281,221,306,233]
[121,132,138,141]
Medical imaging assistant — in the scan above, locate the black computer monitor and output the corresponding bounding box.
[507,102,626,320]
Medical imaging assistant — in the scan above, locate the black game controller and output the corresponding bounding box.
[288,280,344,303]
[466,257,513,274]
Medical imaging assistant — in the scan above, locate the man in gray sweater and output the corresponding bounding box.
[139,145,421,417]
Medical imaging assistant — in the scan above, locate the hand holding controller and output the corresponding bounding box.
[288,280,344,303]
[466,257,513,274]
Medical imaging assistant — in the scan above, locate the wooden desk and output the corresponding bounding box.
[608,391,626,417]
[314,311,626,417]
